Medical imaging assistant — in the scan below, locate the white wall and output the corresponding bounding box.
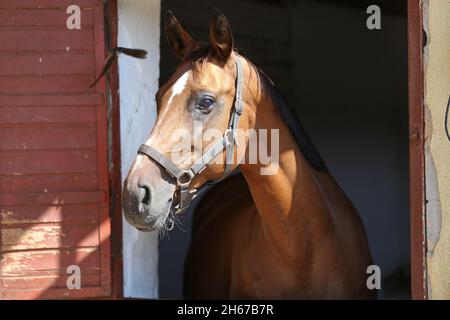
[118,0,161,298]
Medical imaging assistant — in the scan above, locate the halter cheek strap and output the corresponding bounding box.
[138,57,244,214]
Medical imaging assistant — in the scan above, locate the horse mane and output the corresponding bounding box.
[186,44,329,172]
[249,61,329,172]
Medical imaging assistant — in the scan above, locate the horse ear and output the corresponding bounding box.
[209,10,234,61]
[165,11,194,59]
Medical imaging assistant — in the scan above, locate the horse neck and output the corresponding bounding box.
[239,70,335,258]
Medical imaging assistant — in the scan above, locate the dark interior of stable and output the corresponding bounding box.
[158,0,409,299]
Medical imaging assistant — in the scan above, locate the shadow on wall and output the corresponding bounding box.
[158,0,410,299]
[0,196,111,299]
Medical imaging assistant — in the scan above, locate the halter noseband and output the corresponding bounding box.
[137,57,244,214]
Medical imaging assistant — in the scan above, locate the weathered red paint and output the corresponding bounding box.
[407,0,427,300]
[0,0,111,299]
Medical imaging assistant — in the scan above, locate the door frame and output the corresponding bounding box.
[105,0,429,300]
[104,0,123,299]
[407,0,427,300]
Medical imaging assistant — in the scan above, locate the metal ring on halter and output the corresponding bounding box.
[177,170,194,187]
[174,170,196,214]
[165,218,174,231]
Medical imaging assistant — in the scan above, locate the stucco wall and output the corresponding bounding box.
[423,0,450,300]
[118,0,160,298]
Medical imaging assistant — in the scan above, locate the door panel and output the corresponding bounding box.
[0,0,111,299]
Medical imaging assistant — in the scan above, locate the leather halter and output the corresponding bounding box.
[138,57,244,214]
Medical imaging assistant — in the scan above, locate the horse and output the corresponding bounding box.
[121,11,375,299]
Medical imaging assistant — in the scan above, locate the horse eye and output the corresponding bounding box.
[197,96,215,112]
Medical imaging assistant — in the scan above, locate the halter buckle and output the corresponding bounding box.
[224,128,239,148]
[224,129,234,145]
[235,101,243,115]
[173,170,196,214]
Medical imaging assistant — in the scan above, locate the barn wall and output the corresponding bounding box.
[0,0,112,299]
[118,0,161,298]
[423,0,450,299]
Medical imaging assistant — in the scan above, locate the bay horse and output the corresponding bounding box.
[121,11,375,299]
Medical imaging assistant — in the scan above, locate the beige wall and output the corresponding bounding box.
[423,0,450,299]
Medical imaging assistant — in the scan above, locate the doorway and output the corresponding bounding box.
[158,0,410,299]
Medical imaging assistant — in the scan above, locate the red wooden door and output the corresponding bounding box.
[0,0,111,299]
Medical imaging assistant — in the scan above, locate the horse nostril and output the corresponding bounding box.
[140,185,151,205]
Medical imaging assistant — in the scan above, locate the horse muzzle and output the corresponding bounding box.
[121,171,175,231]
